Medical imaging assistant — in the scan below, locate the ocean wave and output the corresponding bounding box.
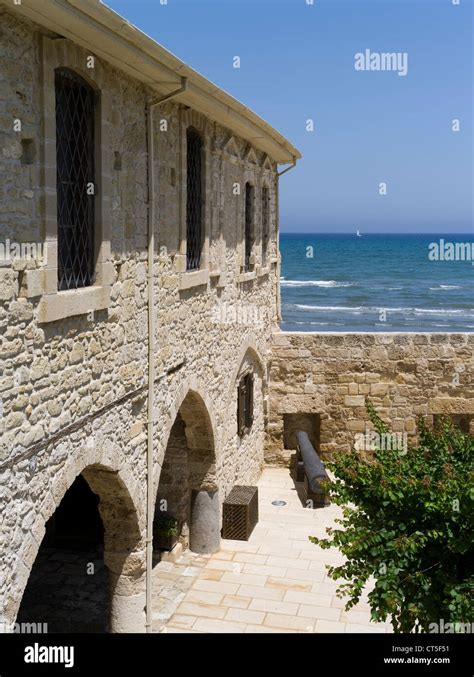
[413,307,466,315]
[281,279,353,288]
[296,304,363,311]
[429,285,462,290]
[294,304,471,316]
[283,320,345,327]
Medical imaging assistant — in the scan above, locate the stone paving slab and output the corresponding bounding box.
[153,468,393,634]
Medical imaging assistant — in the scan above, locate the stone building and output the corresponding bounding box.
[0,0,299,632]
[1,0,472,637]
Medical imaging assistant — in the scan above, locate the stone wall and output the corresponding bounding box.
[0,6,279,628]
[267,332,474,465]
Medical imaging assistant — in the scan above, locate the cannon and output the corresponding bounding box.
[296,430,330,507]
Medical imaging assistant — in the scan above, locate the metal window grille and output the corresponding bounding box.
[262,185,269,266]
[222,486,259,541]
[237,373,254,436]
[55,68,95,291]
[244,182,254,271]
[186,127,203,271]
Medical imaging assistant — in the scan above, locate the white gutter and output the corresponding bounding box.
[145,77,188,633]
[275,157,298,321]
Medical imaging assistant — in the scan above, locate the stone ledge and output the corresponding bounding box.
[236,270,256,284]
[178,268,210,290]
[38,285,111,323]
[429,397,474,415]
[209,268,226,288]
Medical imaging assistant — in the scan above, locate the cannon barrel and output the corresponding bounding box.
[296,431,329,505]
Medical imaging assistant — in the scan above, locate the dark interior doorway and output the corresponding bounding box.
[17,475,109,633]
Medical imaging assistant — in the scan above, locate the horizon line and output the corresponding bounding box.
[279,231,474,236]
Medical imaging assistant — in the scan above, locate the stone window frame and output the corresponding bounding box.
[176,109,212,291]
[243,180,256,273]
[35,37,113,323]
[260,179,271,274]
[237,371,254,437]
[236,164,259,283]
[184,125,204,272]
[260,156,278,271]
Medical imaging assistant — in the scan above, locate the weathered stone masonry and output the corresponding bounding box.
[267,333,474,466]
[1,1,472,635]
[0,3,292,631]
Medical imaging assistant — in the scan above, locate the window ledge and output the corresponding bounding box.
[209,268,227,288]
[38,285,111,323]
[178,268,210,291]
[258,266,270,277]
[236,270,256,283]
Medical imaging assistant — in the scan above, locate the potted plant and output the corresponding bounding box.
[153,513,179,552]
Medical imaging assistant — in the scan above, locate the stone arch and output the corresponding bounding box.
[153,384,219,556]
[156,376,218,475]
[5,446,145,633]
[54,64,99,94]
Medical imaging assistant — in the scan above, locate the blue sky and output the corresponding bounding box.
[107,0,473,234]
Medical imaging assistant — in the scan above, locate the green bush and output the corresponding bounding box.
[154,513,179,537]
[311,401,474,633]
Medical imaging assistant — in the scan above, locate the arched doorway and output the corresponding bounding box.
[153,390,219,560]
[12,463,145,633]
[17,475,107,632]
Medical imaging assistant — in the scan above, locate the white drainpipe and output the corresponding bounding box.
[275,157,297,323]
[146,77,187,634]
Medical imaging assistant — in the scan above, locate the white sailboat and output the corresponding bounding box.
[356,229,362,237]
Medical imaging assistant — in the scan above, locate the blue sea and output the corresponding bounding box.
[280,234,474,332]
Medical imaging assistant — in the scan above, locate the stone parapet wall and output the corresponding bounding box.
[267,332,474,466]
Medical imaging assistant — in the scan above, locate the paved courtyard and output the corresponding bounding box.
[153,467,393,633]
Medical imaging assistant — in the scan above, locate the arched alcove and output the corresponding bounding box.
[153,389,219,559]
[10,462,145,633]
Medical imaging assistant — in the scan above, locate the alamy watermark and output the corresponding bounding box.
[0,621,48,634]
[211,302,265,326]
[354,49,408,77]
[428,239,474,263]
[0,238,45,263]
[355,429,408,456]
[428,619,473,634]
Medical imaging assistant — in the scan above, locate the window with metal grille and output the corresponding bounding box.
[262,185,270,266]
[55,68,96,291]
[186,127,203,271]
[244,182,255,271]
[237,373,254,436]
